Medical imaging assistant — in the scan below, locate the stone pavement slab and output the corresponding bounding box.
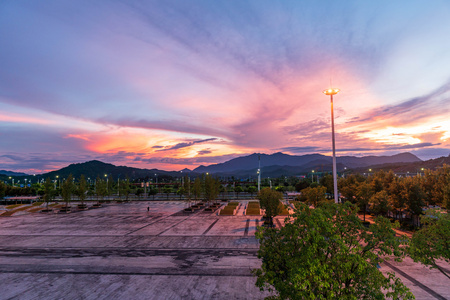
[0,201,448,299]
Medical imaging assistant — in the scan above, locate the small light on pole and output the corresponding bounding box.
[323,87,340,203]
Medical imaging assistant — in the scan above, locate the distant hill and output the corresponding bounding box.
[0,170,28,176]
[41,160,186,180]
[350,154,450,174]
[193,152,422,177]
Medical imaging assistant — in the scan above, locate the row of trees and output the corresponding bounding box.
[296,167,449,227]
[40,175,133,209]
[339,167,449,226]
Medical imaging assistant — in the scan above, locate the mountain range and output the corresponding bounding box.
[193,152,421,177]
[0,170,29,176]
[4,152,447,180]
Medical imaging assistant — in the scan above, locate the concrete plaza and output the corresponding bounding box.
[0,201,448,299]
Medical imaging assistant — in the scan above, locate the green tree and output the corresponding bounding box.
[96,176,107,203]
[119,177,131,201]
[163,186,172,200]
[356,181,373,222]
[204,174,220,205]
[301,186,327,207]
[338,174,365,204]
[254,202,413,299]
[183,175,191,198]
[388,177,406,221]
[403,177,426,227]
[370,190,391,217]
[192,177,202,202]
[148,187,158,200]
[319,174,334,194]
[0,181,6,199]
[247,185,257,198]
[43,177,54,210]
[235,185,243,199]
[258,187,282,226]
[295,179,310,192]
[76,175,88,207]
[136,188,144,200]
[183,175,191,205]
[408,209,450,279]
[61,174,74,208]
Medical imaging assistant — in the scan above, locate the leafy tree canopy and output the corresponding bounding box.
[258,187,282,225]
[408,209,450,279]
[254,202,413,299]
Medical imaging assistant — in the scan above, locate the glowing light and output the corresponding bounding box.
[323,88,340,95]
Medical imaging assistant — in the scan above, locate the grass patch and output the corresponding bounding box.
[6,204,23,209]
[32,202,44,206]
[246,201,261,216]
[29,207,45,213]
[1,205,32,217]
[219,208,235,215]
[219,202,240,215]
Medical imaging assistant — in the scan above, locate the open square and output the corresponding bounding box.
[0,201,448,299]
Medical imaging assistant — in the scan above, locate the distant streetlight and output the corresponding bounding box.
[105,174,108,193]
[155,173,157,184]
[323,88,340,204]
[311,170,315,183]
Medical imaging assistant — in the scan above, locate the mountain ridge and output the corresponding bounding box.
[3,152,447,180]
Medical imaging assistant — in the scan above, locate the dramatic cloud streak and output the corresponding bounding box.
[0,1,449,173]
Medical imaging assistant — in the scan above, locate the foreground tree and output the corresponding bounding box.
[76,175,88,208]
[192,177,202,202]
[204,174,220,206]
[95,176,107,203]
[43,177,54,210]
[258,188,282,226]
[254,202,413,299]
[182,175,191,207]
[61,174,74,209]
[408,209,450,279]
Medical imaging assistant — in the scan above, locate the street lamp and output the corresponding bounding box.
[257,154,261,192]
[104,174,108,193]
[323,88,340,204]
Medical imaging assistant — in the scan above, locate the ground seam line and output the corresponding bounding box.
[383,260,447,300]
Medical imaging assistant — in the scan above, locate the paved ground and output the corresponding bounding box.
[0,201,448,299]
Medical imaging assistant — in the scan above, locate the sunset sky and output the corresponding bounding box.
[1,1,450,173]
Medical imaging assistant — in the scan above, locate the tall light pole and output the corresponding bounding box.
[257,154,261,192]
[323,88,340,204]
